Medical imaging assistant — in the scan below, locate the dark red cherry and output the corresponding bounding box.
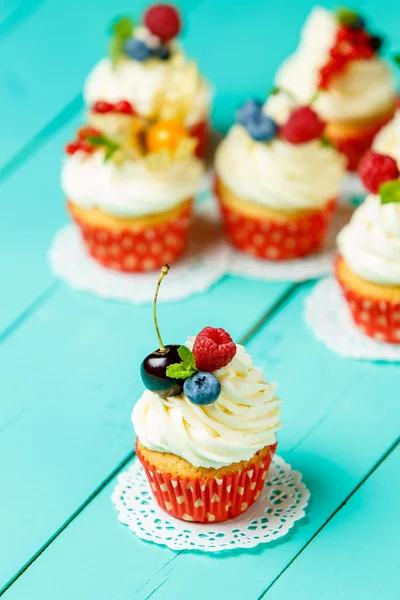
[141,344,183,397]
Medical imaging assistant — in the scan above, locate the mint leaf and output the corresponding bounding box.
[109,16,134,38]
[177,346,197,369]
[336,7,361,28]
[87,135,119,162]
[380,180,400,204]
[393,54,400,67]
[270,86,280,96]
[166,363,197,379]
[320,136,333,148]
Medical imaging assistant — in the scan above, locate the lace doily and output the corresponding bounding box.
[228,203,354,282]
[49,204,230,303]
[305,277,400,361]
[111,455,309,552]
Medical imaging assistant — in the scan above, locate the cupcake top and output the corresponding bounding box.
[215,92,345,212]
[133,333,281,469]
[84,5,210,128]
[338,151,400,284]
[275,7,395,122]
[373,110,400,166]
[62,121,204,217]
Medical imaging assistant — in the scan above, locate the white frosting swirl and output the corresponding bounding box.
[61,151,203,217]
[276,7,395,122]
[337,194,400,284]
[132,341,281,469]
[373,111,400,166]
[84,53,211,127]
[215,123,345,212]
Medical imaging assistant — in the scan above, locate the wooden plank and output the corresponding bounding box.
[264,441,400,600]
[3,283,399,599]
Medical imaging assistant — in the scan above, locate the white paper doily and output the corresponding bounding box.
[111,456,309,552]
[305,277,400,361]
[49,204,230,303]
[228,202,354,282]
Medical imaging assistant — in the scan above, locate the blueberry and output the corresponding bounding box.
[370,35,383,51]
[184,372,221,405]
[353,16,366,29]
[236,99,263,126]
[155,44,171,61]
[246,114,278,142]
[124,38,152,61]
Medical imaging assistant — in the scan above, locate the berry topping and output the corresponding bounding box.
[359,151,400,194]
[236,99,278,142]
[281,106,325,145]
[146,119,189,154]
[144,4,181,42]
[92,100,114,114]
[77,126,101,139]
[370,35,383,51]
[65,141,80,155]
[236,99,264,126]
[193,327,236,372]
[124,38,153,61]
[114,100,135,115]
[154,44,171,60]
[183,372,221,405]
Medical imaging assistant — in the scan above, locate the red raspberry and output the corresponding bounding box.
[92,100,114,114]
[144,4,181,42]
[281,107,326,145]
[114,100,136,115]
[193,327,237,372]
[359,151,399,194]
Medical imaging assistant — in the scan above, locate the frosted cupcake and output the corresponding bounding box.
[133,266,280,523]
[276,7,396,170]
[373,110,400,165]
[336,151,400,343]
[62,120,203,272]
[214,92,345,260]
[84,4,211,158]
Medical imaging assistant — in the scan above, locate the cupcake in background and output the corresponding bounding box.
[276,7,397,170]
[133,266,280,523]
[62,118,203,272]
[336,150,400,343]
[214,91,346,261]
[373,110,400,166]
[84,4,211,159]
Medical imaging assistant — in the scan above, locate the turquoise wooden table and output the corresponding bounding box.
[1,0,399,598]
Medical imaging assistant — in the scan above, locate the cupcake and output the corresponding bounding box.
[275,7,397,170]
[373,110,400,165]
[133,266,281,523]
[336,150,400,343]
[214,92,346,260]
[84,4,211,159]
[62,120,203,272]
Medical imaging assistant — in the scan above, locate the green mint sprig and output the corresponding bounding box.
[166,346,198,379]
[320,136,333,148]
[109,16,134,66]
[380,180,400,205]
[336,7,361,28]
[87,134,120,162]
[393,54,400,67]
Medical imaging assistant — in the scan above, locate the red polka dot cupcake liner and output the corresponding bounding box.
[336,261,400,344]
[68,201,193,273]
[136,442,277,524]
[189,119,208,159]
[215,181,336,261]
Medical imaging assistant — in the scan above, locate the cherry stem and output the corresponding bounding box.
[154,264,170,353]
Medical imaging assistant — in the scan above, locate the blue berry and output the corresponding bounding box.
[155,44,171,61]
[353,16,365,29]
[246,114,278,142]
[184,372,221,405]
[236,99,263,126]
[124,38,152,61]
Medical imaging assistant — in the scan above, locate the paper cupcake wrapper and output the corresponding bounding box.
[189,119,208,159]
[68,202,192,273]
[335,261,400,344]
[136,442,277,523]
[215,180,336,261]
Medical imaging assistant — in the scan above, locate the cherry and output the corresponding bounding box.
[92,100,114,114]
[140,265,184,398]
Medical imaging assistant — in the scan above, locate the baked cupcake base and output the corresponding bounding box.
[335,256,400,344]
[136,440,277,523]
[68,199,192,273]
[326,102,396,171]
[215,177,336,261]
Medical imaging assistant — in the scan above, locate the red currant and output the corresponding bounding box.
[77,126,101,139]
[65,141,80,155]
[114,100,135,115]
[92,100,114,114]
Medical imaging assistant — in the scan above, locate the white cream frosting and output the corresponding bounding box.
[337,194,400,284]
[373,111,400,166]
[61,150,203,217]
[84,52,211,127]
[132,341,281,469]
[276,7,395,122]
[215,122,345,212]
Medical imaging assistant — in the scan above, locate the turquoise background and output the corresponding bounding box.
[0,1,399,599]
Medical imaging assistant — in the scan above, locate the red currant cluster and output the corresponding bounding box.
[92,100,136,115]
[319,25,378,90]
[65,127,101,156]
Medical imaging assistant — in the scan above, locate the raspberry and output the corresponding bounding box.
[281,107,325,145]
[144,4,181,42]
[193,327,237,372]
[359,151,399,194]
